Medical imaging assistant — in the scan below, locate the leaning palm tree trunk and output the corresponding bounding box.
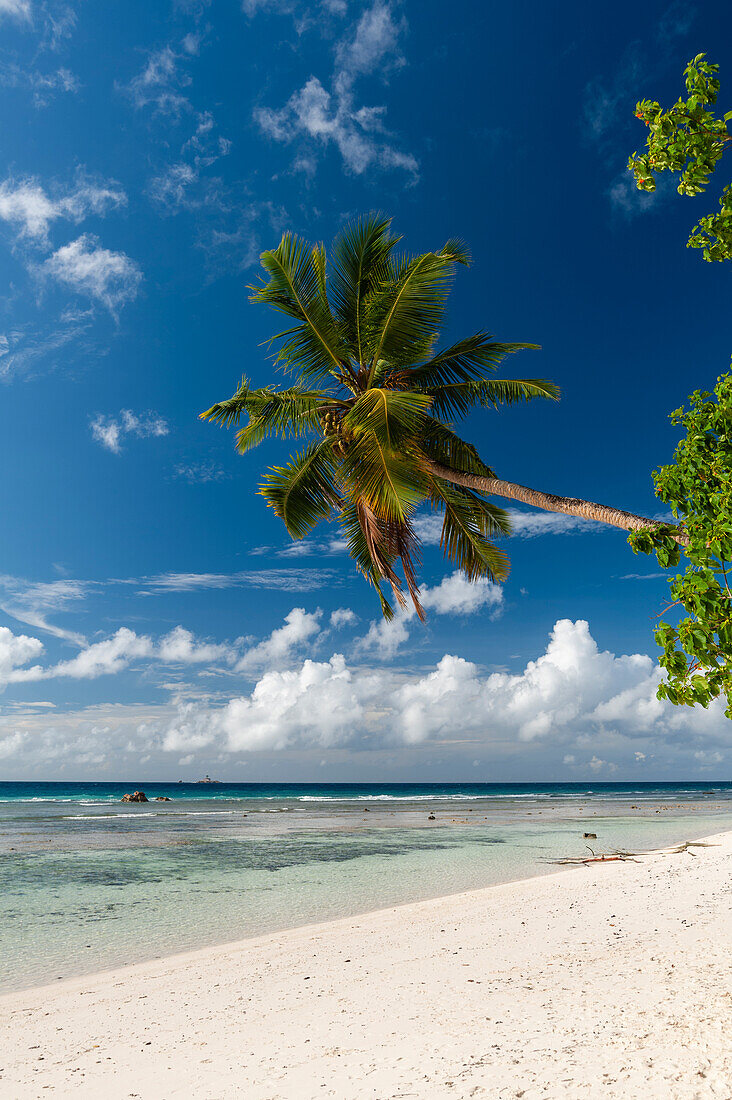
[428,461,679,537]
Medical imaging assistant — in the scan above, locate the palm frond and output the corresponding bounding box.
[201,380,333,454]
[406,334,539,389]
[259,440,340,539]
[249,233,348,384]
[339,501,398,619]
[342,388,432,448]
[364,247,464,377]
[429,479,511,582]
[341,432,428,521]
[421,418,495,477]
[428,378,560,419]
[329,214,400,366]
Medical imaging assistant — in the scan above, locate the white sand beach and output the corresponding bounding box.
[1,830,730,1100]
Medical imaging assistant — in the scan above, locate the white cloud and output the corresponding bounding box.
[0,0,31,22]
[358,572,503,658]
[0,575,87,643]
[173,461,227,483]
[330,608,357,629]
[0,177,126,244]
[0,625,44,688]
[90,409,168,453]
[421,572,504,616]
[44,234,142,313]
[205,654,372,752]
[157,626,231,665]
[5,624,236,684]
[144,569,338,592]
[237,607,322,670]
[36,628,153,680]
[1,618,730,776]
[126,44,192,115]
[334,0,404,85]
[254,1,416,178]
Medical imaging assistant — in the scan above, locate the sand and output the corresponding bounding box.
[1,830,730,1100]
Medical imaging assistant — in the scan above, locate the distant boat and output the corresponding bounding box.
[196,775,220,784]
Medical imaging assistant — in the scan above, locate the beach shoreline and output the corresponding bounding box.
[2,827,730,1098]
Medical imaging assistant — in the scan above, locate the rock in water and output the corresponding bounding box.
[154,796,171,801]
[583,832,597,839]
[121,791,149,803]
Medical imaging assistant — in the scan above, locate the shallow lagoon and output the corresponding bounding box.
[1,782,731,992]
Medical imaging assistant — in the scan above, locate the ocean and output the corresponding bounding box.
[1,781,731,993]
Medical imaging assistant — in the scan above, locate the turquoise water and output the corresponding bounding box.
[1,782,731,993]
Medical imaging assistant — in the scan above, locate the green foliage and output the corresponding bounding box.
[628,370,732,717]
[628,54,732,262]
[202,214,558,617]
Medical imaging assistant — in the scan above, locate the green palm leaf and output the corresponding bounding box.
[250,233,349,384]
[428,377,560,419]
[259,440,340,539]
[430,479,511,582]
[342,389,432,447]
[329,214,400,365]
[364,244,470,379]
[408,333,539,388]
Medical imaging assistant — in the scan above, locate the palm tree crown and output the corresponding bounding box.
[201,214,558,619]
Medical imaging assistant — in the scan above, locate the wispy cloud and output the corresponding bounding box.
[0,0,32,24]
[44,234,143,314]
[0,63,79,107]
[0,574,88,644]
[90,409,169,454]
[254,0,417,179]
[0,175,126,246]
[173,461,227,483]
[125,40,194,116]
[143,568,340,592]
[413,508,597,544]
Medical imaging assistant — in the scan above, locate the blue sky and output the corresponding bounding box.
[0,0,730,781]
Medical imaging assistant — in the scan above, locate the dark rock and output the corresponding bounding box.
[121,791,149,803]
[154,796,171,801]
[428,814,436,821]
[583,832,597,839]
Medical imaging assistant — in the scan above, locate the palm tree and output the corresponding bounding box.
[201,214,670,619]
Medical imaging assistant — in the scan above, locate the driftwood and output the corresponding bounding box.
[663,840,718,857]
[548,847,641,866]
[547,838,719,867]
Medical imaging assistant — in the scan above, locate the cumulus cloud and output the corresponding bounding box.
[44,234,142,313]
[0,177,126,245]
[2,618,730,776]
[4,624,236,684]
[154,618,731,764]
[166,653,373,753]
[157,626,232,664]
[330,607,357,629]
[0,625,44,687]
[90,409,169,453]
[237,607,322,671]
[254,1,417,178]
[357,572,504,658]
